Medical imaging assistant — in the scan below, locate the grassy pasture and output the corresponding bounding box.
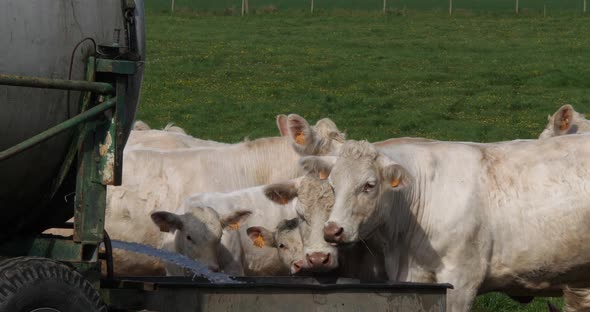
[138,9,589,311]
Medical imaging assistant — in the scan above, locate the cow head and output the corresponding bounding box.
[263,176,339,272]
[286,114,345,156]
[302,141,412,245]
[539,104,590,139]
[247,218,304,275]
[151,206,251,273]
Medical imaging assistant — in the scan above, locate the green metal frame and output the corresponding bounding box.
[0,56,137,287]
[0,73,114,94]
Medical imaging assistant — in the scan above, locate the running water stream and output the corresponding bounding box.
[110,240,241,283]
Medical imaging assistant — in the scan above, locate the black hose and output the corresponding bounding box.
[66,37,97,118]
[102,230,114,279]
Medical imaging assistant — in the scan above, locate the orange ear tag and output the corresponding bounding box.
[278,197,290,205]
[319,171,328,180]
[228,223,240,230]
[295,132,306,145]
[560,118,569,131]
[390,179,401,188]
[253,235,266,248]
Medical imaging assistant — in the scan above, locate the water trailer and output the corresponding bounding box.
[0,1,450,311]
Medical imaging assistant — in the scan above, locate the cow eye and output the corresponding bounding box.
[362,182,376,193]
[186,235,193,241]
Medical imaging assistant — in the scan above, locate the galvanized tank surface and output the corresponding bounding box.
[105,276,452,312]
[0,0,145,238]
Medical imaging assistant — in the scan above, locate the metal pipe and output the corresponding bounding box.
[0,74,114,94]
[0,97,117,161]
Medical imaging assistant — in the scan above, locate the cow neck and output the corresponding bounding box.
[378,149,446,276]
[231,136,302,185]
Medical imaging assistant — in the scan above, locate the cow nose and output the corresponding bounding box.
[306,252,330,266]
[324,222,344,243]
[208,265,220,272]
[292,259,304,274]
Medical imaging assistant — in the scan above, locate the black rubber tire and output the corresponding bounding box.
[0,257,107,312]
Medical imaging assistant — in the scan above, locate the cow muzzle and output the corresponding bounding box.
[323,222,344,243]
[291,259,304,274]
[304,252,336,272]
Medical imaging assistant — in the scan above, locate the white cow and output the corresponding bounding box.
[538,105,590,312]
[302,138,590,312]
[539,104,590,139]
[252,175,386,280]
[106,114,345,276]
[126,129,229,149]
[128,115,291,150]
[127,119,230,149]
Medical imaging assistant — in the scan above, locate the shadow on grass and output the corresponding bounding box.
[474,293,563,312]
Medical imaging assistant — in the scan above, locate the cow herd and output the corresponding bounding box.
[91,104,590,311]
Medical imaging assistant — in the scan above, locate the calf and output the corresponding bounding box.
[151,206,251,274]
[246,218,305,275]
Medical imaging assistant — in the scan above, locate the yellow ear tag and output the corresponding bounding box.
[228,223,240,230]
[319,171,328,180]
[295,132,306,145]
[253,235,266,248]
[390,179,401,188]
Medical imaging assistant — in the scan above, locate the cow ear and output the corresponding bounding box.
[378,157,412,190]
[246,226,276,248]
[276,114,289,136]
[264,182,298,205]
[299,156,336,180]
[287,114,315,147]
[220,210,252,231]
[553,104,574,134]
[133,120,151,131]
[151,211,184,233]
[314,118,346,143]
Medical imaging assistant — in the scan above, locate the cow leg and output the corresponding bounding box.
[563,287,590,312]
[437,268,485,312]
[444,287,477,312]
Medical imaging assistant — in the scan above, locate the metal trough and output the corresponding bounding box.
[103,276,451,312]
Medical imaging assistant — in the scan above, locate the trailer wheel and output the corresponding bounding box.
[0,257,107,312]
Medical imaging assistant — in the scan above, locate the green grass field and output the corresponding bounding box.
[138,9,590,311]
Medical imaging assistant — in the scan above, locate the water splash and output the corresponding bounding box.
[110,240,241,283]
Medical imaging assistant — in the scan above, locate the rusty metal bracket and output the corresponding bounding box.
[95,58,137,75]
